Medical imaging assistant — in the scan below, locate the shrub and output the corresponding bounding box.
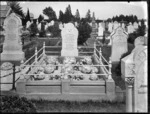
[46,21,61,37]
[77,21,92,45]
[28,23,39,37]
[0,96,37,113]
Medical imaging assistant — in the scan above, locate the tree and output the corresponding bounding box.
[25,8,31,22]
[38,14,44,23]
[9,1,25,18]
[77,20,92,45]
[63,4,73,23]
[75,9,80,22]
[85,9,91,22]
[43,7,57,21]
[58,10,64,22]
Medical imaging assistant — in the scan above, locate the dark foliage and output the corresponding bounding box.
[77,20,92,45]
[28,22,39,37]
[46,21,61,37]
[0,96,36,113]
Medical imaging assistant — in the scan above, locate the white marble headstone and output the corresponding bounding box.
[108,22,113,32]
[26,21,31,28]
[98,24,104,36]
[113,21,119,30]
[133,22,138,30]
[61,23,78,56]
[111,27,128,62]
[127,22,134,34]
[1,13,24,62]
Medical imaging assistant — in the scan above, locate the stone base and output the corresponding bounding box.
[1,51,25,62]
[61,49,78,56]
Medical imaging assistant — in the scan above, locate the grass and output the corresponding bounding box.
[31,99,125,112]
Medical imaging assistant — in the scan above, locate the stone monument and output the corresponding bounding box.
[98,24,104,39]
[127,22,134,34]
[111,26,128,63]
[61,23,78,56]
[90,12,98,39]
[1,13,24,65]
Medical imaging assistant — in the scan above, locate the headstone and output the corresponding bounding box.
[127,22,134,34]
[111,27,128,62]
[26,21,31,28]
[1,13,24,64]
[113,21,119,30]
[108,22,113,32]
[138,21,141,26]
[45,23,48,30]
[98,24,104,37]
[132,37,147,112]
[105,21,109,29]
[121,36,147,112]
[101,21,105,30]
[59,23,63,30]
[75,22,78,27]
[121,23,125,29]
[51,20,54,26]
[61,23,78,56]
[38,23,41,31]
[133,22,138,30]
[90,13,98,39]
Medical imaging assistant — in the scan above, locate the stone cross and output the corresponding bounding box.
[61,23,78,56]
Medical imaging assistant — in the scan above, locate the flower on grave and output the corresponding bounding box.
[79,65,92,74]
[89,73,98,81]
[91,66,99,73]
[63,57,76,64]
[34,71,45,80]
[43,64,56,74]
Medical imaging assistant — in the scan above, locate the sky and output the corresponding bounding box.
[1,1,148,20]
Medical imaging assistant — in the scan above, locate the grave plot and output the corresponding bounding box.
[16,43,115,101]
[16,23,115,101]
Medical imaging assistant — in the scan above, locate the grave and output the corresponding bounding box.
[127,22,134,34]
[90,12,98,39]
[108,22,113,32]
[1,13,24,64]
[113,21,119,30]
[110,26,128,63]
[61,23,78,56]
[121,36,147,112]
[97,24,104,39]
[133,22,138,30]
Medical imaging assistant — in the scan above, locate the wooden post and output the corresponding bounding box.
[12,64,16,90]
[43,42,45,55]
[108,57,112,79]
[35,47,38,63]
[99,47,102,61]
[20,60,24,79]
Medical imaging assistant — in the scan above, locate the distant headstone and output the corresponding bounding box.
[38,23,41,31]
[133,44,147,112]
[26,21,31,28]
[51,20,54,26]
[75,22,78,27]
[1,13,24,64]
[45,23,48,30]
[133,22,138,30]
[113,21,119,30]
[111,27,128,62]
[59,23,63,30]
[98,24,104,37]
[61,23,78,56]
[127,22,134,34]
[121,23,125,29]
[138,21,141,26]
[108,22,113,32]
[101,22,105,30]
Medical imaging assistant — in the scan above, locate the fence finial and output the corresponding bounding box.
[35,47,38,63]
[108,57,112,79]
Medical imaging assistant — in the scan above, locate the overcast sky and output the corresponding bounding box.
[1,1,148,20]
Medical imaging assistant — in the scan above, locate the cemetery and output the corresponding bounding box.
[0,1,148,113]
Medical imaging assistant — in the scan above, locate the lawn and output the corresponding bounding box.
[31,99,125,112]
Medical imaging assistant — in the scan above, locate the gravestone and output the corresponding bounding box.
[38,23,41,31]
[121,23,125,29]
[98,24,104,37]
[113,21,119,30]
[59,23,63,30]
[138,21,141,26]
[111,27,128,62]
[133,22,138,30]
[121,36,147,112]
[26,21,31,28]
[101,21,105,30]
[108,22,113,32]
[133,37,147,112]
[127,22,134,34]
[1,13,24,65]
[61,23,78,56]
[90,12,98,39]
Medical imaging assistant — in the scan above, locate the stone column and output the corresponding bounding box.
[125,77,134,112]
